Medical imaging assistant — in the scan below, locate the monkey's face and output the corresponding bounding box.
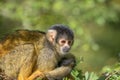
[58,38,72,55]
[55,34,73,55]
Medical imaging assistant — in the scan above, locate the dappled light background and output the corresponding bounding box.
[0,0,120,73]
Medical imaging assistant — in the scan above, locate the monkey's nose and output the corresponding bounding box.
[63,47,70,52]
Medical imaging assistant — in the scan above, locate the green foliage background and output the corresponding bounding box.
[0,0,120,79]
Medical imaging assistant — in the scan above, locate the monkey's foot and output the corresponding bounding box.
[27,70,45,80]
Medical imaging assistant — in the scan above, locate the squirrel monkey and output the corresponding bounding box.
[0,24,75,80]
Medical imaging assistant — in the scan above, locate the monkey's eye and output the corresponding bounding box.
[61,40,66,44]
[68,41,72,45]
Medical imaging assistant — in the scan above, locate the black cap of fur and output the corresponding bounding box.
[49,24,74,44]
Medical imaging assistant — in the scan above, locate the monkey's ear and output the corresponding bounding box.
[46,30,57,42]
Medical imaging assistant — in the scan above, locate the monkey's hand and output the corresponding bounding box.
[59,54,76,68]
[59,58,75,68]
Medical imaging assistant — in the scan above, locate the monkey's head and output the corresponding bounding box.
[46,24,74,56]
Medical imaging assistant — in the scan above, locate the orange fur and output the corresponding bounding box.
[0,30,45,56]
[0,30,46,80]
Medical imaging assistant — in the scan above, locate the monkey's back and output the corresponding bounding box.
[0,30,46,78]
[0,30,45,57]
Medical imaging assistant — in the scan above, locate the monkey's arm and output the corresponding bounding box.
[45,54,76,80]
[27,66,72,80]
[45,66,72,80]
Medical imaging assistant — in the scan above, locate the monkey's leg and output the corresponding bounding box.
[18,61,34,80]
[18,51,37,80]
[17,58,43,80]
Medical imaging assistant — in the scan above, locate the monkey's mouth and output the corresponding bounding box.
[61,50,69,55]
[63,47,70,53]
